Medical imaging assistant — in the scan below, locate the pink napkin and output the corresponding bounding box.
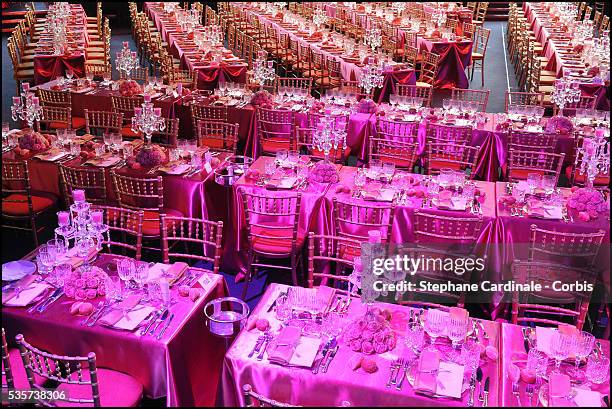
[2,275,37,304]
[436,189,453,207]
[549,372,571,406]
[165,262,189,285]
[527,199,546,217]
[415,349,440,394]
[98,294,141,326]
[267,326,301,366]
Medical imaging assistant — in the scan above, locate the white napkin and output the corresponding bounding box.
[288,336,322,368]
[573,388,603,407]
[34,149,68,162]
[4,283,51,307]
[112,305,156,331]
[162,163,191,175]
[435,362,464,398]
[84,155,121,167]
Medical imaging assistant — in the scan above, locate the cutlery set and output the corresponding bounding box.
[140,306,174,340]
[313,337,338,374]
[27,287,64,314]
[328,296,351,314]
[171,270,200,288]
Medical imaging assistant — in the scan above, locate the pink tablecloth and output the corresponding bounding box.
[2,253,229,406]
[34,54,86,85]
[221,283,502,406]
[417,37,473,89]
[499,323,610,406]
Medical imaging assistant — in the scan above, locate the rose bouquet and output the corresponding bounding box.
[545,115,574,134]
[308,100,326,114]
[308,161,339,183]
[250,90,273,107]
[63,266,108,300]
[357,98,378,114]
[566,187,609,221]
[118,79,143,97]
[18,131,52,152]
[342,308,397,355]
[134,144,168,167]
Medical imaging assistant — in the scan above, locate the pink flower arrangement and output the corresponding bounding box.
[545,115,574,135]
[342,308,397,355]
[308,161,339,183]
[134,145,168,167]
[118,79,143,97]
[308,100,325,114]
[18,131,51,152]
[357,98,378,114]
[63,266,108,300]
[250,90,273,107]
[566,187,608,221]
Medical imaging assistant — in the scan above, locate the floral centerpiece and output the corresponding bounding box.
[118,79,143,97]
[133,144,168,167]
[545,115,574,134]
[342,307,397,355]
[250,90,273,108]
[63,266,108,300]
[308,100,325,114]
[357,98,378,114]
[307,161,339,183]
[18,131,52,152]
[566,187,609,221]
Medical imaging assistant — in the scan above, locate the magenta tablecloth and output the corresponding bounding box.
[417,37,473,89]
[376,68,417,103]
[2,253,229,406]
[499,323,610,406]
[34,54,86,86]
[220,283,502,406]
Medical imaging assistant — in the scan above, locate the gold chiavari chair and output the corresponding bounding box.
[160,215,223,273]
[599,15,609,33]
[508,130,557,153]
[240,190,303,298]
[111,172,183,254]
[16,334,144,407]
[339,80,372,100]
[583,6,593,20]
[504,91,545,112]
[118,66,150,83]
[190,104,229,132]
[307,233,361,298]
[152,118,180,148]
[111,95,144,139]
[462,22,476,40]
[59,163,109,207]
[2,327,32,393]
[425,123,473,145]
[332,197,395,244]
[593,10,603,28]
[425,142,480,178]
[293,127,349,164]
[166,68,196,89]
[274,77,313,95]
[371,117,420,169]
[450,88,490,112]
[529,224,606,268]
[507,149,564,184]
[395,84,433,107]
[90,205,144,261]
[84,110,123,136]
[7,40,34,92]
[2,161,57,247]
[402,45,419,70]
[576,2,587,21]
[36,106,72,134]
[84,62,112,79]
[196,121,239,154]
[415,51,440,88]
[470,26,490,86]
[257,107,296,156]
[553,95,596,116]
[473,2,489,25]
[243,384,299,408]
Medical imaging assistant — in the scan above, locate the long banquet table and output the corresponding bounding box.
[2,253,229,406]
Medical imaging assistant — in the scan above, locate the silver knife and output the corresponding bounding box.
[395,359,409,390]
[248,335,265,358]
[467,376,476,407]
[150,308,169,335]
[36,289,64,313]
[87,303,110,327]
[28,287,61,313]
[483,377,490,407]
[321,344,338,373]
[156,312,174,340]
[140,307,162,336]
[313,338,332,374]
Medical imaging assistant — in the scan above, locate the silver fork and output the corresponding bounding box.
[386,358,401,387]
[256,333,272,361]
[512,382,521,406]
[525,384,534,406]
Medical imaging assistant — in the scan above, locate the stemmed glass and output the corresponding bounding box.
[133,262,151,297]
[36,245,55,279]
[117,258,135,293]
[584,355,610,388]
[405,320,426,355]
[353,169,366,198]
[47,238,67,265]
[568,331,595,381]
[526,173,541,195]
[550,331,574,373]
[424,309,447,350]
[447,315,468,359]
[103,132,113,153]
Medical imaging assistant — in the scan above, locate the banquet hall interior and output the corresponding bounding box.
[1,1,610,407]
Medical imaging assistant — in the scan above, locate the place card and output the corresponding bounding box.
[159,163,191,175]
[266,177,298,190]
[84,155,122,167]
[363,188,395,202]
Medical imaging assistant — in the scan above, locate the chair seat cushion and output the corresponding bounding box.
[261,137,292,154]
[141,208,182,236]
[415,81,433,88]
[16,69,35,78]
[471,52,484,60]
[3,348,46,390]
[565,166,610,186]
[508,168,546,181]
[377,148,417,169]
[55,368,143,407]
[50,117,86,130]
[251,224,305,256]
[200,137,235,152]
[2,192,57,216]
[121,126,142,138]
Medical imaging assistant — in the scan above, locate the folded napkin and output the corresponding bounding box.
[4,282,50,307]
[549,372,572,406]
[147,262,188,285]
[363,188,395,202]
[317,285,336,313]
[415,349,440,393]
[84,154,121,167]
[34,149,68,162]
[158,162,191,175]
[99,294,142,326]
[266,177,297,190]
[65,247,98,268]
[267,326,302,366]
[2,274,38,305]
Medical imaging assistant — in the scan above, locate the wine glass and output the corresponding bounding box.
[447,315,468,353]
[405,321,426,355]
[104,276,122,302]
[103,132,113,152]
[526,173,541,194]
[117,258,135,292]
[47,238,67,264]
[584,355,610,387]
[568,331,595,381]
[133,262,150,292]
[424,309,447,349]
[369,159,383,177]
[354,169,366,197]
[550,331,574,373]
[382,162,395,181]
[37,245,55,277]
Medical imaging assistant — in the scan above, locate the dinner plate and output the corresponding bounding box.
[2,260,36,281]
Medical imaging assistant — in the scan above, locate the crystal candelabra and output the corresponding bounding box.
[313,8,327,29]
[364,27,382,53]
[359,57,384,100]
[56,190,108,271]
[576,129,610,188]
[432,7,447,28]
[131,96,165,146]
[11,83,42,131]
[551,78,581,115]
[116,42,139,79]
[312,114,347,164]
[274,2,287,11]
[252,52,275,90]
[392,2,406,14]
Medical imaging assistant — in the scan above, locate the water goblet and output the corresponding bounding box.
[104,276,122,302]
[37,245,55,277]
[51,263,71,288]
[354,169,367,197]
[584,355,609,387]
[550,331,573,373]
[526,348,548,380]
[405,321,426,355]
[47,238,67,264]
[541,175,556,195]
[369,159,383,177]
[274,295,292,323]
[133,261,150,292]
[117,258,135,292]
[527,173,541,194]
[288,150,300,166]
[382,162,395,181]
[447,315,468,359]
[568,331,595,381]
[276,149,288,164]
[424,309,447,350]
